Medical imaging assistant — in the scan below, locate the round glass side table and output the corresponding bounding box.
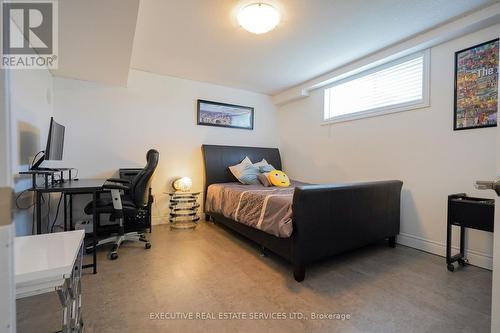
[167,191,201,229]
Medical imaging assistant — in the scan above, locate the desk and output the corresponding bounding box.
[32,179,106,274]
[15,230,85,332]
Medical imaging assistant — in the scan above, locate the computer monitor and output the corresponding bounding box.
[31,117,65,170]
[45,117,65,160]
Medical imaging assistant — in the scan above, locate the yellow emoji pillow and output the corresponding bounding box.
[268,170,290,187]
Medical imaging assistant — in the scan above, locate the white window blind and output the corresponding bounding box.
[324,53,427,122]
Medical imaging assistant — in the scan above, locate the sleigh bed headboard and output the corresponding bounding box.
[201,144,282,192]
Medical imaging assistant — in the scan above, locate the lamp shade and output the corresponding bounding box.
[237,3,280,34]
[173,177,192,192]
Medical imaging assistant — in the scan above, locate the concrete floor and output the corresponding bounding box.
[17,222,492,333]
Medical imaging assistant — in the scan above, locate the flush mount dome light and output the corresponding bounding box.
[237,3,280,34]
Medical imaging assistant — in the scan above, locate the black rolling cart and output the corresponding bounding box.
[446,193,494,272]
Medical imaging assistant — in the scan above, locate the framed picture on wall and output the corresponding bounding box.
[197,99,254,130]
[454,38,499,130]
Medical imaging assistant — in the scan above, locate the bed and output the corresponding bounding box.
[202,144,403,282]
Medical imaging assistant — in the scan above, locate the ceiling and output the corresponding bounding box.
[52,0,140,86]
[54,0,498,94]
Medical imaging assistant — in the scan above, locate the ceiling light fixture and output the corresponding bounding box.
[237,3,280,34]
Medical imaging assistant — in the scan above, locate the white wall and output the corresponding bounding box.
[277,24,500,269]
[0,69,10,186]
[53,70,279,224]
[9,66,54,236]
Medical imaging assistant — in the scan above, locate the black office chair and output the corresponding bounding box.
[84,149,159,260]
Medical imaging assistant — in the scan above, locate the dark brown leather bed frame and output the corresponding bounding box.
[202,144,403,282]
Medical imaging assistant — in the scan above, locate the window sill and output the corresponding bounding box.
[321,101,430,125]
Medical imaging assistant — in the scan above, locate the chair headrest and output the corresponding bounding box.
[146,149,159,167]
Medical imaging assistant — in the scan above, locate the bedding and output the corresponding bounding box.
[237,163,261,185]
[206,181,306,237]
[257,173,272,187]
[228,156,252,183]
[253,159,274,170]
[229,157,274,185]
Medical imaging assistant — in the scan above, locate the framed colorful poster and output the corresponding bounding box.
[454,38,499,130]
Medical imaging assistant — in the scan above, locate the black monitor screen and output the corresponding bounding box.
[45,117,65,160]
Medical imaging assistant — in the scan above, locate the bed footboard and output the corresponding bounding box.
[291,180,403,281]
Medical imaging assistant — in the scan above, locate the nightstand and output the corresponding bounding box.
[167,192,201,229]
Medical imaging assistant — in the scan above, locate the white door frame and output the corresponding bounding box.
[0,3,15,328]
[492,70,500,333]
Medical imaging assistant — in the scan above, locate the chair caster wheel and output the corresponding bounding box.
[145,242,151,249]
[447,263,455,272]
[109,252,118,260]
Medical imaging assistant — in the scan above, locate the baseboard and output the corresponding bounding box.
[397,232,492,270]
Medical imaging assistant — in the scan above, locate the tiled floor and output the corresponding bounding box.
[17,222,492,332]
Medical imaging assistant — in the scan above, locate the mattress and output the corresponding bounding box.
[205,181,305,238]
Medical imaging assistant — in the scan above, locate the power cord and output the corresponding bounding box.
[28,194,47,234]
[30,150,45,168]
[19,163,78,233]
[15,189,35,210]
[46,193,51,233]
[50,193,64,233]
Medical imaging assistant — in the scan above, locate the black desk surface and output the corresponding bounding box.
[19,168,75,174]
[33,179,106,193]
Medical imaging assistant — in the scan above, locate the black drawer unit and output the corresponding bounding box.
[446,193,494,271]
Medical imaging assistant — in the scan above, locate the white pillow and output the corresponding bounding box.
[229,156,252,182]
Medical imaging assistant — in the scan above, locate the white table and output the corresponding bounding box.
[15,230,85,332]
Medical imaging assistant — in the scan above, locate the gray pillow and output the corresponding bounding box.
[229,156,252,183]
[238,164,261,185]
[258,165,275,173]
[258,173,272,187]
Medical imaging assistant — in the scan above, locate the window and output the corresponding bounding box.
[323,51,429,123]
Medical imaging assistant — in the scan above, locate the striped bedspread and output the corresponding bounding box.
[205,182,305,238]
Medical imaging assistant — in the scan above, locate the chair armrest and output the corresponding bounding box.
[103,183,130,191]
[107,178,131,184]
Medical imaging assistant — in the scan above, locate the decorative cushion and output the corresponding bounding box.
[228,157,261,185]
[268,170,291,187]
[229,156,252,182]
[258,164,275,173]
[253,158,270,168]
[238,164,261,185]
[258,173,272,187]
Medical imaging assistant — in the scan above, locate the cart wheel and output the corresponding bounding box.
[109,252,118,260]
[447,263,455,272]
[458,258,468,266]
[145,242,151,249]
